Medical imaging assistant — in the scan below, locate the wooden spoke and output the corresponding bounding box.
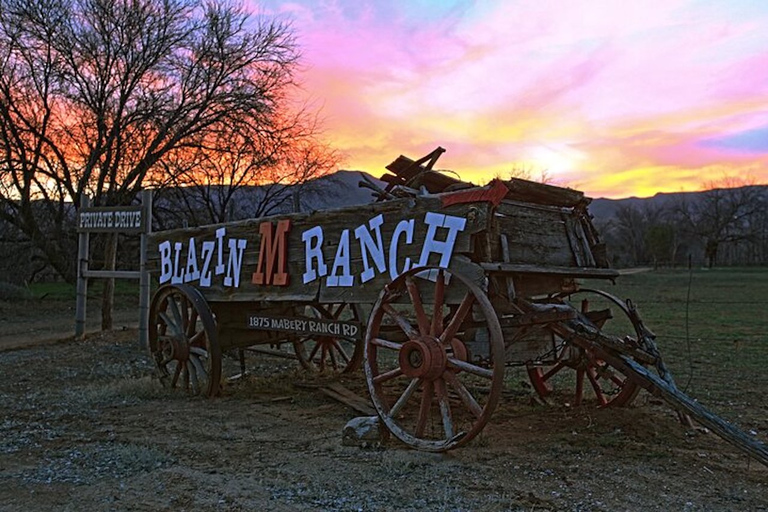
[439,292,475,344]
[587,367,608,406]
[390,378,420,417]
[170,362,182,388]
[443,371,483,418]
[382,304,418,339]
[189,330,206,347]
[180,295,191,333]
[168,297,183,333]
[188,359,200,393]
[574,369,585,406]
[446,357,494,379]
[332,340,352,364]
[186,308,198,338]
[181,362,190,390]
[405,276,430,336]
[371,337,402,351]
[373,366,403,384]
[542,361,566,382]
[189,346,208,357]
[434,378,454,439]
[158,312,178,337]
[330,303,344,319]
[415,380,434,438]
[307,341,322,364]
[527,289,644,408]
[430,269,445,336]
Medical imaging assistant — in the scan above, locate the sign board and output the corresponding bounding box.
[247,314,363,340]
[78,205,146,233]
[147,196,490,304]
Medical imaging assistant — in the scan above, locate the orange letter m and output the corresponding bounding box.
[252,219,291,286]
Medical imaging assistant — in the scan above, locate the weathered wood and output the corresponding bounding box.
[503,178,588,209]
[148,197,492,304]
[383,150,589,211]
[493,203,592,268]
[503,327,558,364]
[621,357,768,468]
[550,320,768,467]
[481,262,619,279]
[319,382,376,416]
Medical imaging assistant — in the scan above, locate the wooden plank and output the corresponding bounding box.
[503,178,588,208]
[319,383,376,415]
[481,262,619,279]
[147,197,492,304]
[83,270,142,279]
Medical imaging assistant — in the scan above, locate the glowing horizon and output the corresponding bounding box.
[253,0,768,198]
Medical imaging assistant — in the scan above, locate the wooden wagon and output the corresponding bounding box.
[146,148,768,461]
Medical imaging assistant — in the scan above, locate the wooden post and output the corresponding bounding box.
[75,195,91,339]
[138,190,152,349]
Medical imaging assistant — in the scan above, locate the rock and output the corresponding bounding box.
[342,416,387,448]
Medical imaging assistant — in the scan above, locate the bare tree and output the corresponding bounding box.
[501,164,553,184]
[0,0,299,328]
[676,177,764,267]
[151,108,342,227]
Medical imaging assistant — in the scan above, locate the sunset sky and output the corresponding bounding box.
[253,0,768,198]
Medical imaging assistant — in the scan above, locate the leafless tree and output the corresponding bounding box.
[151,108,342,227]
[676,177,765,267]
[501,164,553,184]
[0,0,299,328]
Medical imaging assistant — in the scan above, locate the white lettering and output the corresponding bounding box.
[223,238,247,287]
[418,212,467,268]
[199,241,215,287]
[184,237,200,283]
[327,229,353,287]
[389,219,414,280]
[215,227,226,275]
[302,226,327,284]
[171,242,184,284]
[159,241,173,283]
[354,214,387,283]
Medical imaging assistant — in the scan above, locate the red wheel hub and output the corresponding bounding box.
[164,335,189,361]
[399,337,446,380]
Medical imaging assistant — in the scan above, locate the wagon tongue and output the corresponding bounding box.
[550,313,768,468]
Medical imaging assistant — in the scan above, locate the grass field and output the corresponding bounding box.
[584,267,768,427]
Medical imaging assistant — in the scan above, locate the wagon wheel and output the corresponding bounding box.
[148,284,222,397]
[293,303,364,373]
[365,266,505,451]
[527,289,640,407]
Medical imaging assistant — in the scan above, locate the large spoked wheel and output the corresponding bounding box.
[365,266,505,451]
[148,284,222,397]
[294,303,364,374]
[527,289,640,407]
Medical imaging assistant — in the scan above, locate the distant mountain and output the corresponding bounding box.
[589,185,768,223]
[307,172,768,227]
[304,170,384,210]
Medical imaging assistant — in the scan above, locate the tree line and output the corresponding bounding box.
[598,180,768,268]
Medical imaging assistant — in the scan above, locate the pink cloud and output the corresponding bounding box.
[250,0,768,196]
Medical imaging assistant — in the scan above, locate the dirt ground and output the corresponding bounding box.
[0,299,766,511]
